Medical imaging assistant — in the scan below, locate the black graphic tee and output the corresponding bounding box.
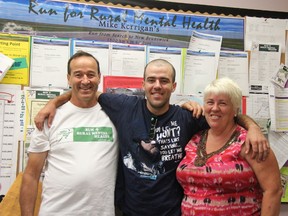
[99,93,208,216]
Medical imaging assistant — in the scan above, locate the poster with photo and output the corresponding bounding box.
[271,64,288,88]
[103,76,144,98]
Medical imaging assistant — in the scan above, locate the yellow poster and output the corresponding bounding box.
[0,33,30,85]
[281,165,288,203]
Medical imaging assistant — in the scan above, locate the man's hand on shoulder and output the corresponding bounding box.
[181,101,203,118]
[34,91,73,130]
[245,125,270,162]
[34,100,57,130]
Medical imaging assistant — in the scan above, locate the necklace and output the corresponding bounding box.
[194,129,239,167]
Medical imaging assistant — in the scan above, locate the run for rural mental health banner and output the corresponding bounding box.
[0,0,244,50]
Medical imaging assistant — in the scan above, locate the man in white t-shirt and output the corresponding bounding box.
[20,51,118,216]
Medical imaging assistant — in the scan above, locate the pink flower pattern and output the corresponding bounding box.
[176,125,262,216]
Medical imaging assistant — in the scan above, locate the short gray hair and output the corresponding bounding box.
[204,77,242,113]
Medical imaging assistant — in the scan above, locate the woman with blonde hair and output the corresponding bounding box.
[176,77,282,215]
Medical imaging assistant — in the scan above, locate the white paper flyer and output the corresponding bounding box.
[0,53,15,82]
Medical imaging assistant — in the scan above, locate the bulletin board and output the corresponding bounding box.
[0,0,288,203]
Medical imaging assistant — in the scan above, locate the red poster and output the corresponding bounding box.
[103,76,144,98]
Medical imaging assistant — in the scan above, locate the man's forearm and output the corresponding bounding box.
[34,91,72,129]
[20,174,39,216]
[237,114,260,130]
[51,90,72,107]
[237,114,269,160]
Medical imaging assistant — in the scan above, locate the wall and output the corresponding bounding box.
[1,0,288,213]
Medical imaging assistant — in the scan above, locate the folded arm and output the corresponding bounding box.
[34,91,103,130]
[34,91,72,130]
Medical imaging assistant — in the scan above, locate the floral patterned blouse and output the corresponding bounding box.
[176,125,262,216]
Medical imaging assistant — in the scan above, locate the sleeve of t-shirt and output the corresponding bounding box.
[98,93,135,124]
[28,123,50,153]
[197,115,209,130]
[186,110,210,136]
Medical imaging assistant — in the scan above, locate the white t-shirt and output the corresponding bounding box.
[29,101,118,216]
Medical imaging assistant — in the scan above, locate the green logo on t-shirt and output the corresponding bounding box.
[73,127,113,142]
